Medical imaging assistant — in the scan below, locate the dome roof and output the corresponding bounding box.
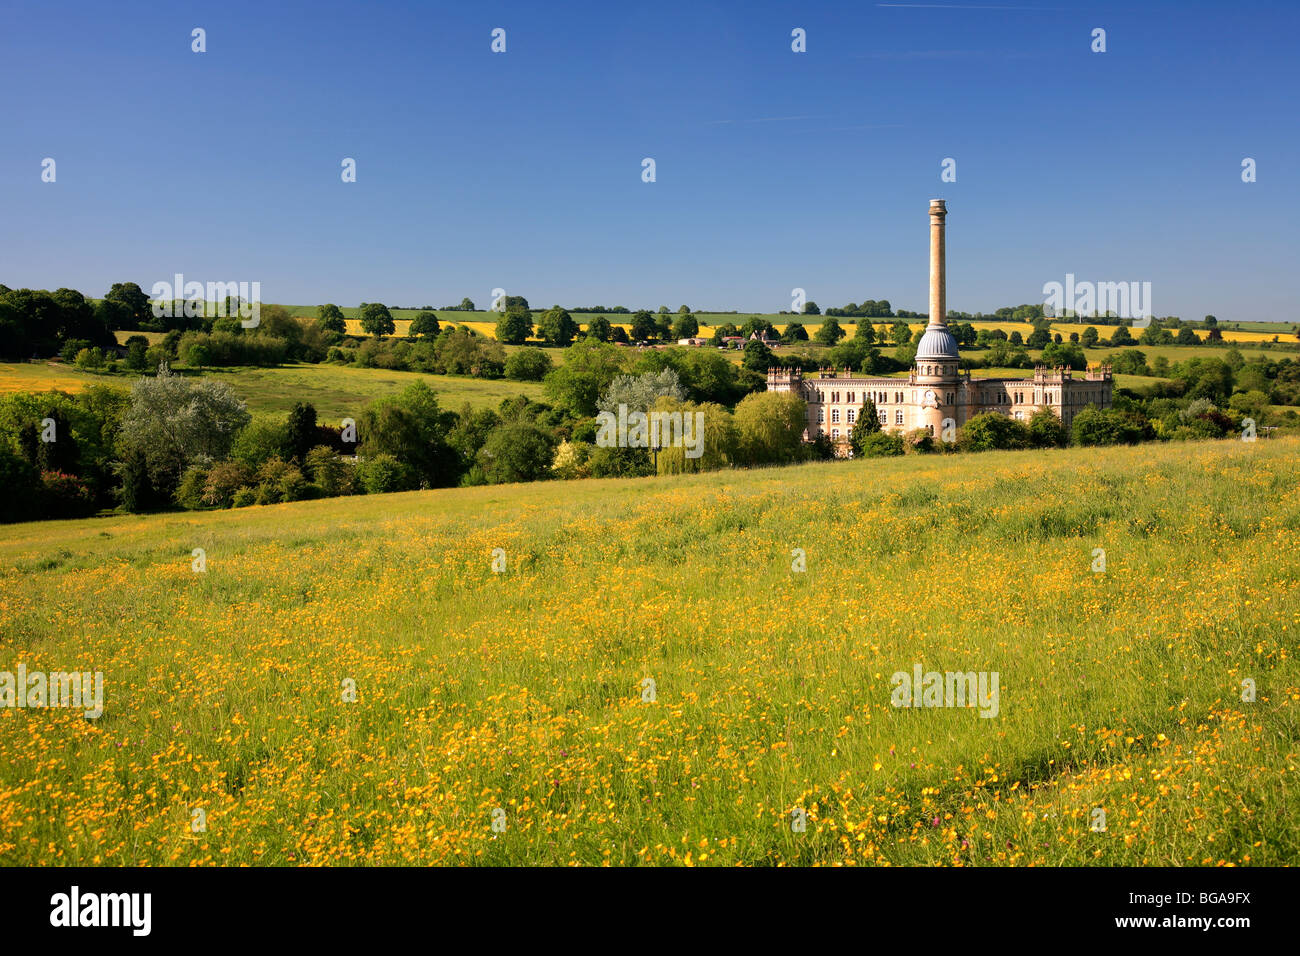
[916,323,958,360]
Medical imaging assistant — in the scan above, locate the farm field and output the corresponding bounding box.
[1,436,1296,866]
[0,362,544,420]
[334,314,1296,347]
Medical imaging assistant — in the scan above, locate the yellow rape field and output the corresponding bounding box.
[0,438,1297,866]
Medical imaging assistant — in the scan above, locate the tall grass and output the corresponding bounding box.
[0,437,1296,865]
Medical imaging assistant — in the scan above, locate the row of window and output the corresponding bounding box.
[816,390,908,405]
[820,409,904,425]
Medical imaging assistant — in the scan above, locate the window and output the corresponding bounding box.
[831,409,840,424]
[878,410,887,424]
[895,410,904,425]
[817,409,825,423]
[847,392,855,404]
[896,391,903,404]
[847,409,856,423]
[831,428,840,438]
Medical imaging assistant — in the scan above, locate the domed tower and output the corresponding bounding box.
[915,199,958,435]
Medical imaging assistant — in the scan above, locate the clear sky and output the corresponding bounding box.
[1,0,1296,321]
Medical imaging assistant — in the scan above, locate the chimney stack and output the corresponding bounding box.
[929,199,947,327]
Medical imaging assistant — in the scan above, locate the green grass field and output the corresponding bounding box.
[1,436,1296,865]
[0,362,544,420]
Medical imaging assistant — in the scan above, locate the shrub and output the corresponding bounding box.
[505,347,553,381]
[357,453,416,494]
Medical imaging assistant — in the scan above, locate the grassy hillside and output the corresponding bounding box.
[1,437,1296,866]
[0,362,543,419]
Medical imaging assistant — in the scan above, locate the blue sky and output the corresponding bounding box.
[1,0,1296,321]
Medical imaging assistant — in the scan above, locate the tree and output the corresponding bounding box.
[505,347,553,381]
[957,412,1032,452]
[1203,315,1218,329]
[317,304,347,334]
[585,315,612,342]
[854,321,876,344]
[1176,326,1199,345]
[803,301,821,316]
[1080,326,1100,347]
[781,322,809,343]
[357,380,459,487]
[495,307,533,345]
[1027,328,1051,349]
[742,339,773,372]
[410,310,441,338]
[597,368,687,416]
[849,399,881,455]
[814,317,845,346]
[655,314,673,341]
[118,363,251,496]
[890,320,912,346]
[630,311,657,342]
[671,313,699,340]
[285,401,318,463]
[359,302,395,337]
[537,307,579,346]
[732,392,806,465]
[459,297,476,312]
[1027,408,1068,448]
[1108,326,1135,347]
[543,341,627,417]
[678,305,691,314]
[476,421,557,484]
[103,282,153,329]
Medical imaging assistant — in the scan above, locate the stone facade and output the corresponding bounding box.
[767,363,1114,446]
[767,198,1114,448]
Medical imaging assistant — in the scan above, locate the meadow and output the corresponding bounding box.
[0,362,544,420]
[1,436,1296,866]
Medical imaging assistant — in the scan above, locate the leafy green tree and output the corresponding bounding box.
[742,339,773,372]
[359,302,395,337]
[857,430,904,457]
[475,421,557,484]
[103,282,153,329]
[537,307,579,346]
[1176,326,1199,345]
[957,412,1032,452]
[317,304,347,334]
[671,313,699,340]
[854,321,876,344]
[285,401,318,462]
[677,304,691,314]
[357,380,459,487]
[0,449,41,522]
[849,399,881,455]
[459,297,476,312]
[732,391,806,465]
[584,315,612,341]
[118,364,250,496]
[1108,326,1135,347]
[504,347,553,381]
[781,322,809,343]
[803,301,820,316]
[630,311,657,342]
[890,319,913,346]
[814,317,845,346]
[1027,409,1068,448]
[1080,326,1100,347]
[496,307,533,345]
[410,310,441,338]
[357,453,416,494]
[543,341,627,417]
